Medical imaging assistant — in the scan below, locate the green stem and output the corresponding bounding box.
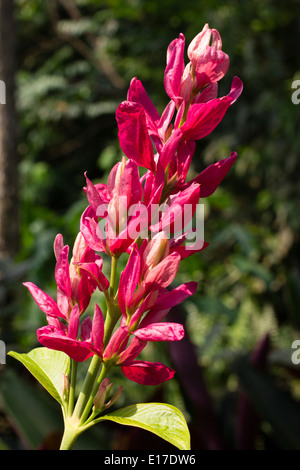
[68,359,78,417]
[79,362,111,426]
[103,306,118,346]
[71,354,102,423]
[59,423,81,450]
[109,255,118,297]
[60,255,121,448]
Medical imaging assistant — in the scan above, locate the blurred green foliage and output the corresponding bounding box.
[1,0,300,450]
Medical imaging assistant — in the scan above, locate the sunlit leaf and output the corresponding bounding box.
[8,347,70,404]
[97,402,190,450]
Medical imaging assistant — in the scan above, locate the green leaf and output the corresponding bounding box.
[97,402,190,450]
[8,347,70,404]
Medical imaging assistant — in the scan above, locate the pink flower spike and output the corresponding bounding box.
[150,281,198,311]
[178,151,237,197]
[37,325,94,362]
[46,315,61,329]
[180,77,243,142]
[68,304,80,340]
[127,290,159,329]
[180,95,232,141]
[103,326,129,360]
[74,272,94,315]
[150,182,200,234]
[115,101,155,172]
[23,282,66,320]
[144,252,181,289]
[174,139,196,184]
[54,234,64,261]
[187,24,212,59]
[134,322,184,342]
[171,240,209,260]
[76,260,109,292]
[55,244,72,301]
[142,231,169,275]
[127,78,160,131]
[158,100,176,143]
[227,76,243,104]
[71,231,93,264]
[92,304,104,353]
[118,246,141,315]
[107,160,122,197]
[80,207,107,253]
[158,128,183,170]
[142,163,165,207]
[117,336,147,364]
[121,360,175,385]
[164,33,185,107]
[118,159,143,208]
[84,173,109,212]
[186,24,230,91]
[138,307,171,328]
[195,82,218,104]
[80,316,92,342]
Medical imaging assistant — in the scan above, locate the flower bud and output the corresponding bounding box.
[104,386,123,410]
[187,23,229,93]
[107,157,126,197]
[69,233,87,296]
[93,377,111,411]
[62,374,70,402]
[143,232,169,272]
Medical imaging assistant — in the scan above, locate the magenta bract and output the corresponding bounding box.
[24,24,242,390]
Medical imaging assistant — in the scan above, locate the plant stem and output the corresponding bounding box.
[60,255,120,448]
[68,359,78,417]
[59,423,81,450]
[79,362,111,426]
[109,255,118,297]
[71,354,102,423]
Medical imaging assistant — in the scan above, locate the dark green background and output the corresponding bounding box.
[0,0,300,450]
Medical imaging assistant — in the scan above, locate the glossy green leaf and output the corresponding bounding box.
[97,402,190,450]
[8,347,70,404]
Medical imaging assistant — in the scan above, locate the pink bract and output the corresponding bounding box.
[24,24,242,391]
